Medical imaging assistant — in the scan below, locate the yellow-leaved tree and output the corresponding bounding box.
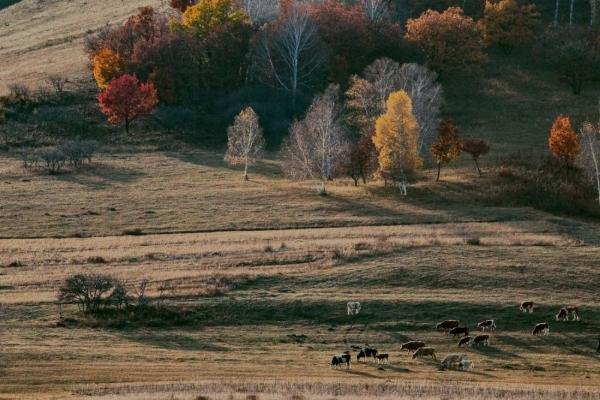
[182,0,250,36]
[372,90,422,176]
[93,48,123,89]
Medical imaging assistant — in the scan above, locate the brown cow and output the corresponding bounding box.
[436,320,460,332]
[471,334,490,346]
[532,322,549,336]
[412,347,436,360]
[401,341,425,352]
[458,336,472,347]
[520,301,534,313]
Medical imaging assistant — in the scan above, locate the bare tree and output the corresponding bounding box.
[254,3,325,108]
[346,58,442,156]
[398,63,443,155]
[360,0,389,22]
[47,75,68,96]
[239,0,279,24]
[579,121,600,205]
[225,106,266,180]
[280,84,349,192]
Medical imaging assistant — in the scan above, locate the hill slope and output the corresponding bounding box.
[0,0,162,94]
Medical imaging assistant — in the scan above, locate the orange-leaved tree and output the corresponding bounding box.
[548,114,580,166]
[93,48,123,89]
[430,120,462,181]
[372,91,422,176]
[405,7,486,73]
[97,74,158,133]
[483,0,540,54]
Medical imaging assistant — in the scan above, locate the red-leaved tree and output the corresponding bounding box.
[97,74,158,133]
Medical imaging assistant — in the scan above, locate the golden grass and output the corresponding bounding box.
[0,0,162,94]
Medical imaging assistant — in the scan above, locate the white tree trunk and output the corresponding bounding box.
[555,0,561,25]
[570,0,575,24]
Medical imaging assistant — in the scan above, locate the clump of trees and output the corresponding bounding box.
[20,140,99,174]
[225,107,265,180]
[405,7,486,73]
[430,120,462,181]
[482,0,540,54]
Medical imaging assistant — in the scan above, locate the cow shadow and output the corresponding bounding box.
[122,331,229,352]
[466,344,523,359]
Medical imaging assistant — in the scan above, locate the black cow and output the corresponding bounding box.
[331,353,351,369]
[458,336,472,347]
[449,326,469,338]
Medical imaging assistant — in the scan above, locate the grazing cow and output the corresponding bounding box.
[449,326,469,338]
[441,353,465,368]
[532,322,549,336]
[375,353,389,364]
[412,347,436,360]
[357,349,366,362]
[331,353,351,369]
[557,306,581,321]
[347,301,361,316]
[401,341,425,352]
[477,319,496,331]
[520,301,534,313]
[436,320,460,332]
[458,336,472,347]
[364,347,378,359]
[471,334,490,347]
[459,359,474,371]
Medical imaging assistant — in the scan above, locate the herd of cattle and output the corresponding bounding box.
[332,301,599,370]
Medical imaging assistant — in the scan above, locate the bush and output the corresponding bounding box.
[57,274,116,313]
[37,147,66,174]
[58,140,98,168]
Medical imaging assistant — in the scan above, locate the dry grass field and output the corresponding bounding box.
[0,0,163,94]
[0,150,599,399]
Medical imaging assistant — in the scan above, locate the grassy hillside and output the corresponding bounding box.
[0,0,162,94]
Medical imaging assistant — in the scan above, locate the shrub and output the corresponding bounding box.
[57,274,116,313]
[37,147,66,174]
[58,140,99,168]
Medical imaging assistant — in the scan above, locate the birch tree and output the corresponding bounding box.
[239,0,279,24]
[254,2,325,108]
[359,0,388,22]
[579,121,600,205]
[280,84,349,192]
[225,107,266,180]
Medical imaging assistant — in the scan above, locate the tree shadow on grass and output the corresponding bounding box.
[50,162,145,190]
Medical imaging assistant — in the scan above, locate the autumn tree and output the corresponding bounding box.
[97,74,158,133]
[225,107,266,180]
[308,0,375,83]
[548,114,580,166]
[405,7,486,73]
[93,48,123,89]
[254,2,326,108]
[462,138,490,176]
[430,120,462,181]
[171,0,196,12]
[372,91,422,176]
[344,135,378,185]
[483,0,540,54]
[180,0,253,90]
[280,85,349,192]
[182,0,250,35]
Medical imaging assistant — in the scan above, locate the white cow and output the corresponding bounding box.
[347,301,361,316]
